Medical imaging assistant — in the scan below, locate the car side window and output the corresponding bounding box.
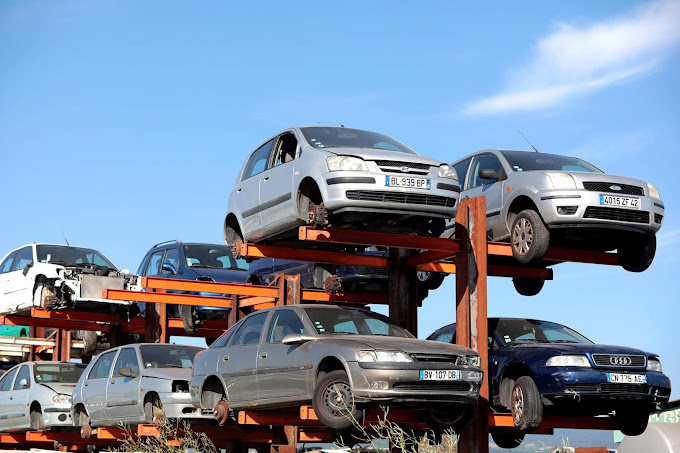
[210,327,235,349]
[89,350,118,379]
[242,139,276,180]
[161,248,179,274]
[270,133,298,169]
[434,330,454,344]
[10,246,33,272]
[0,250,18,274]
[0,368,18,391]
[113,348,140,377]
[231,312,268,346]
[145,250,165,276]
[13,365,31,390]
[267,310,305,343]
[467,154,503,190]
[453,158,472,191]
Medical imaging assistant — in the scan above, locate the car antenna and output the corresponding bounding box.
[317,122,345,127]
[63,232,70,246]
[518,130,539,153]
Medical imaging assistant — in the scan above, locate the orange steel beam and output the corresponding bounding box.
[299,406,427,426]
[143,277,279,297]
[298,430,332,442]
[406,249,458,268]
[544,247,619,266]
[103,289,232,308]
[418,262,554,280]
[239,295,277,307]
[95,427,127,440]
[299,226,462,252]
[0,314,112,332]
[238,410,323,427]
[31,308,120,323]
[489,413,617,431]
[0,433,26,443]
[241,243,390,267]
[301,290,389,305]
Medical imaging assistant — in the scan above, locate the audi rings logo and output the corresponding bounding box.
[610,356,632,366]
[400,166,410,172]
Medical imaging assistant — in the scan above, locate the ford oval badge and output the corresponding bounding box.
[610,185,622,191]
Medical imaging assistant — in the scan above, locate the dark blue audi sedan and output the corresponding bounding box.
[427,318,671,449]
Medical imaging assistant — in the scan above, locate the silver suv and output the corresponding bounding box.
[451,149,663,285]
[224,127,460,248]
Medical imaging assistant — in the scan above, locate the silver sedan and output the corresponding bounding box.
[0,361,86,431]
[190,304,483,433]
[71,343,211,435]
[224,127,460,247]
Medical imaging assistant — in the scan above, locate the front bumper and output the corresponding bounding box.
[159,392,213,419]
[43,402,74,428]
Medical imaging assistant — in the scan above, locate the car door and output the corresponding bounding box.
[0,249,19,312]
[232,139,276,238]
[219,311,269,404]
[257,308,311,400]
[106,347,143,421]
[8,364,32,429]
[258,132,299,229]
[82,349,118,423]
[3,246,34,308]
[0,367,19,429]
[463,153,506,238]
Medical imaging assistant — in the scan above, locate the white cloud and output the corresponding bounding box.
[658,227,680,247]
[463,0,680,115]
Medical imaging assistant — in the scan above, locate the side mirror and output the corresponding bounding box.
[479,168,501,181]
[119,367,138,378]
[19,378,29,389]
[22,261,34,276]
[161,262,177,275]
[282,334,316,345]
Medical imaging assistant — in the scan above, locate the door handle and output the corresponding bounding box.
[8,396,12,400]
[237,188,242,193]
[263,176,269,181]
[222,356,229,362]
[109,380,115,384]
[83,382,89,387]
[259,352,268,359]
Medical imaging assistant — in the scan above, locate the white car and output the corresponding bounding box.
[0,243,136,315]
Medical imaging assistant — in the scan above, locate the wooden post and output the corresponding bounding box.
[456,197,489,453]
[388,248,418,336]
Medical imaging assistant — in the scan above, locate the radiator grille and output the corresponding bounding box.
[565,383,650,394]
[410,353,460,364]
[353,266,389,276]
[583,182,644,196]
[346,190,457,207]
[583,207,649,224]
[592,354,646,367]
[374,160,432,170]
[393,382,472,392]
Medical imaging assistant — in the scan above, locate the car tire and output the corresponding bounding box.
[510,376,543,431]
[510,209,549,264]
[512,278,545,296]
[179,304,198,335]
[417,270,446,291]
[77,330,98,356]
[616,404,650,436]
[313,370,363,430]
[618,233,656,273]
[426,405,476,439]
[30,405,44,430]
[491,432,525,449]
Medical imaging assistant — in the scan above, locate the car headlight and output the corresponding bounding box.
[53,394,72,404]
[356,350,413,363]
[547,173,577,190]
[438,164,458,180]
[327,156,368,172]
[459,355,481,367]
[647,183,660,200]
[647,358,663,372]
[546,355,591,367]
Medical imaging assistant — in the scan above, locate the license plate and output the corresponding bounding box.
[600,194,640,209]
[385,176,431,190]
[606,373,647,384]
[420,370,461,381]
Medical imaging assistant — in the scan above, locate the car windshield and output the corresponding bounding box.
[300,127,416,154]
[304,307,414,338]
[500,151,603,173]
[36,245,117,269]
[184,245,248,271]
[494,318,592,345]
[33,363,87,384]
[140,345,201,369]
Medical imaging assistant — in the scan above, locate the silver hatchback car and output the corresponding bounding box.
[451,150,663,280]
[224,127,460,247]
[190,304,483,433]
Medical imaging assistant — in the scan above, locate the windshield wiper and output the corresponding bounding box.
[190,265,216,269]
[551,340,580,343]
[159,364,185,368]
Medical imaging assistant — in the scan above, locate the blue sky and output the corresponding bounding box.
[1,0,679,447]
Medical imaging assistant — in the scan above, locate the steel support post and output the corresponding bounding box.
[60,329,71,362]
[388,248,418,336]
[456,197,489,453]
[145,291,167,343]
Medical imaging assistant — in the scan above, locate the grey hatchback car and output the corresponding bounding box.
[190,304,483,433]
[451,150,663,277]
[224,127,460,248]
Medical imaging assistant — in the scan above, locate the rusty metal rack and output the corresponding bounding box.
[0,197,626,452]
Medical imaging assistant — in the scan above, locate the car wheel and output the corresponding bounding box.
[510,209,549,264]
[77,330,98,356]
[179,304,198,335]
[30,405,44,430]
[618,233,656,273]
[426,405,476,439]
[491,432,525,449]
[616,404,650,436]
[144,396,165,424]
[76,409,92,438]
[512,278,545,296]
[313,370,363,430]
[417,270,446,291]
[510,376,543,431]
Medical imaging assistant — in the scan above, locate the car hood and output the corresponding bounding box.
[326,148,445,166]
[501,342,651,356]
[141,368,193,380]
[40,383,77,395]
[533,171,650,189]
[185,267,247,283]
[317,335,477,356]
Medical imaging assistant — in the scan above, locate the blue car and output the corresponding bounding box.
[137,241,248,334]
[427,318,671,449]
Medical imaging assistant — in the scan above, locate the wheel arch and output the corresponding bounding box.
[297,177,325,218]
[200,375,226,409]
[224,213,243,246]
[499,362,535,409]
[505,195,543,232]
[315,356,350,387]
